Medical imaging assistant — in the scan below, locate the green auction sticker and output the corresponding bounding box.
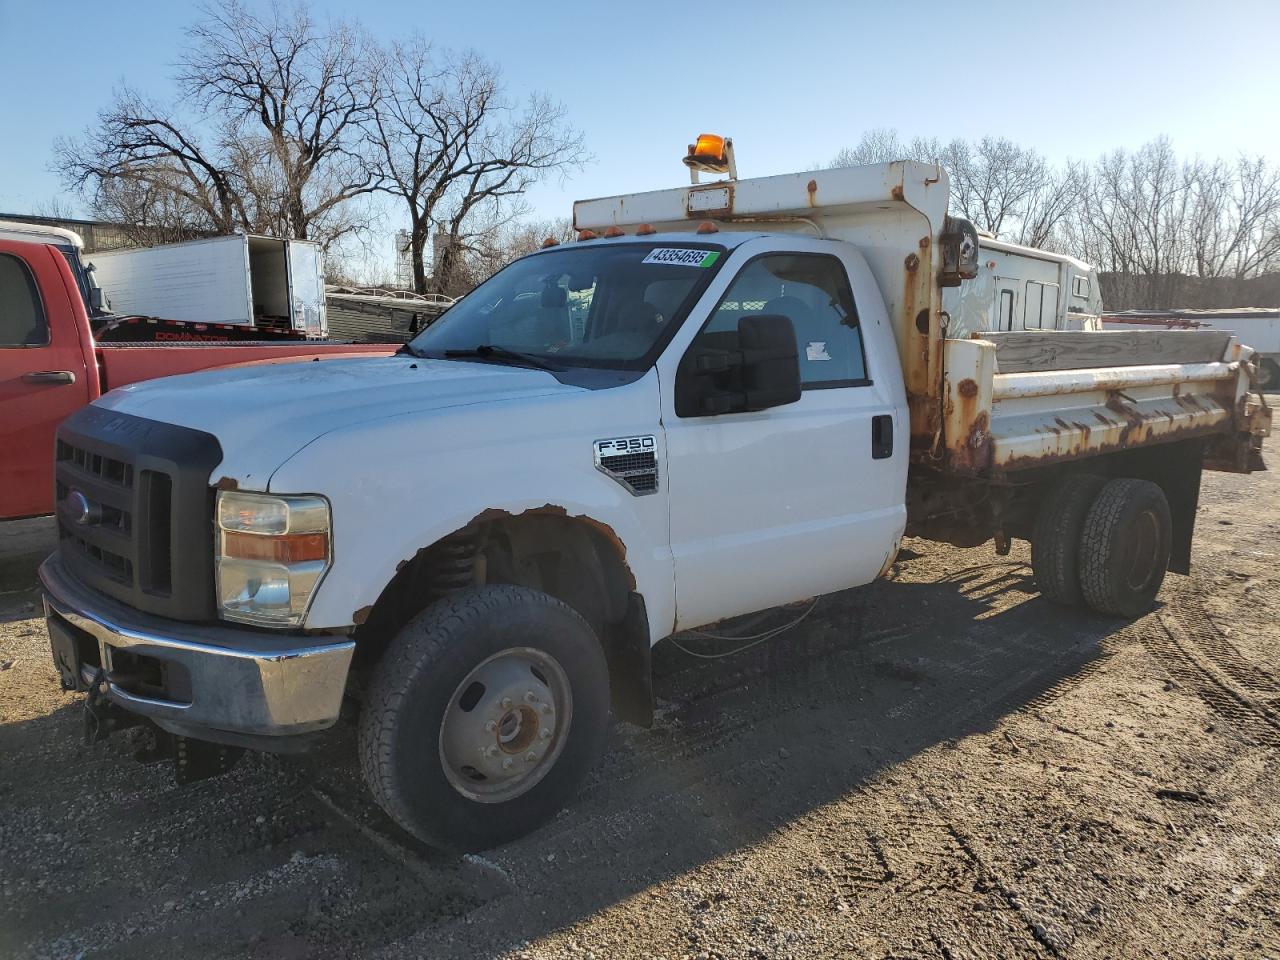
[642,248,720,267]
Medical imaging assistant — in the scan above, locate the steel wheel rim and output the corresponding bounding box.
[1124,509,1160,591]
[438,646,573,803]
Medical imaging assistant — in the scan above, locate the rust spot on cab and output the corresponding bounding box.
[891,185,905,202]
[957,378,978,399]
[465,503,635,590]
[215,476,239,491]
[806,179,818,207]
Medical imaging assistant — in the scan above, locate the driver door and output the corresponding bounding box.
[660,244,906,630]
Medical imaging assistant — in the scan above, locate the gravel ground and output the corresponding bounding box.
[2,467,1279,959]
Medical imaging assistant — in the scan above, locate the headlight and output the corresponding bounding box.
[215,491,331,627]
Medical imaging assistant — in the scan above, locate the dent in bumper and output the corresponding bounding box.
[39,554,354,739]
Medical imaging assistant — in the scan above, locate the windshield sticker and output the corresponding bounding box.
[642,248,720,268]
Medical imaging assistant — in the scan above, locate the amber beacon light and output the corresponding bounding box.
[683,133,737,184]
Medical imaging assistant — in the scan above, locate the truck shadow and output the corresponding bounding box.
[0,547,1136,959]
[0,517,55,625]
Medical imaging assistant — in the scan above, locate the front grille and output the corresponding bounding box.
[54,406,222,621]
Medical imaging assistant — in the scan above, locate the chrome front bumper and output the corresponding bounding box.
[39,554,355,742]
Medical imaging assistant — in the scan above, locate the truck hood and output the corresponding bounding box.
[96,356,582,484]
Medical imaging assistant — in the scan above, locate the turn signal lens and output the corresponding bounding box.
[222,531,329,564]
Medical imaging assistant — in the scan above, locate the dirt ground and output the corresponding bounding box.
[3,467,1279,960]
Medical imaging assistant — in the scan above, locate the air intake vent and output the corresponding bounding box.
[594,436,659,497]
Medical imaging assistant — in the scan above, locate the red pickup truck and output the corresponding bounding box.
[1,239,392,520]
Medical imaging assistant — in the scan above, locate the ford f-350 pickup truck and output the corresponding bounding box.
[39,146,1270,850]
[0,239,392,520]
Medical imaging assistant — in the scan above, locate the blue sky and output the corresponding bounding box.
[3,0,1278,234]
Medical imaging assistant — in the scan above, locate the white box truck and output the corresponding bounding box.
[87,234,328,339]
[40,136,1271,850]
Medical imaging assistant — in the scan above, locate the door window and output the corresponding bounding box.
[1041,283,1060,329]
[0,254,49,346]
[999,289,1014,331]
[1023,281,1044,330]
[695,254,867,388]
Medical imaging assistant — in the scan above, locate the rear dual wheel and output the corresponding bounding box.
[1032,475,1172,617]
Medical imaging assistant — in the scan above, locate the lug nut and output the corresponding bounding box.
[540,728,552,739]
[481,745,497,757]
[540,703,552,715]
[525,751,537,762]
[502,758,514,770]
[501,697,513,709]
[484,720,497,733]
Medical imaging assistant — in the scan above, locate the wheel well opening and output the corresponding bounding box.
[352,512,637,667]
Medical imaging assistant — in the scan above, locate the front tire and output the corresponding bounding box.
[1078,479,1172,618]
[358,585,610,850]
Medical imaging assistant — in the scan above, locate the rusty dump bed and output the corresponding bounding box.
[941,330,1271,478]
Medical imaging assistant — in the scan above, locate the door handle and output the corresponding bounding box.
[871,414,893,459]
[22,370,76,385]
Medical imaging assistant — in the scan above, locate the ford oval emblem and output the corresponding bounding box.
[66,490,96,525]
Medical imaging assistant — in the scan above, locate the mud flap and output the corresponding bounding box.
[174,736,245,785]
[605,592,654,728]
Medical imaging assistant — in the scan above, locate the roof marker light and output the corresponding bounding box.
[696,221,720,235]
[636,223,657,236]
[603,226,625,238]
[541,237,559,248]
[577,229,598,241]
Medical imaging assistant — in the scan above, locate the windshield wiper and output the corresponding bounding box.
[443,344,564,372]
[397,343,426,358]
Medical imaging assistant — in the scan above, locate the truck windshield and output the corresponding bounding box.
[406,242,726,370]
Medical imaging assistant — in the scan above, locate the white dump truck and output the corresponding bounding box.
[41,136,1270,850]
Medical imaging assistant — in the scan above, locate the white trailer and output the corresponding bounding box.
[942,237,1103,336]
[88,234,328,338]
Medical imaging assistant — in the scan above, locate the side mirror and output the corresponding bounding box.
[679,314,801,416]
[88,286,108,314]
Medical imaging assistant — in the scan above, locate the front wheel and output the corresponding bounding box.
[358,585,610,850]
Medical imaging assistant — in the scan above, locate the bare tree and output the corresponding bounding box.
[369,39,584,294]
[459,215,575,288]
[56,87,252,236]
[829,130,1063,242]
[55,1,378,248]
[180,0,380,241]
[1013,160,1083,249]
[946,136,1053,238]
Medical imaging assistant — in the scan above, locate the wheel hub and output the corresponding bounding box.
[439,647,570,802]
